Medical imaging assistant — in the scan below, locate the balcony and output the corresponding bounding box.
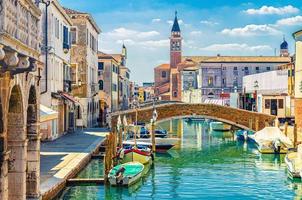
[0,0,41,75]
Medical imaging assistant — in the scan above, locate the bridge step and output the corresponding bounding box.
[67,178,104,185]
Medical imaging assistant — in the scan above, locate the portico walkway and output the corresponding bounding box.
[40,128,109,199]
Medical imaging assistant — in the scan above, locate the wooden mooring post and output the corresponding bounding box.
[294,124,298,148]
[104,132,117,183]
[284,122,288,136]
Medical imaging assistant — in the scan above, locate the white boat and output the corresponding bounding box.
[285,145,302,179]
[108,162,144,186]
[210,121,232,131]
[249,127,293,154]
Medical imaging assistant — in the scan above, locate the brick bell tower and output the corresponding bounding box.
[170,11,182,69]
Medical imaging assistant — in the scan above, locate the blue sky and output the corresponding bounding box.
[60,0,302,83]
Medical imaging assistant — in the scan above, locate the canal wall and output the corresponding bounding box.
[40,134,106,200]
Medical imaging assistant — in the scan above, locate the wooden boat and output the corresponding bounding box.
[108,162,144,186]
[118,148,153,165]
[210,121,232,131]
[285,145,302,179]
[123,140,174,153]
[236,130,254,141]
[185,117,205,123]
[249,127,293,154]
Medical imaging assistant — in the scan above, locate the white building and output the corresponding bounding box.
[243,70,294,120]
[40,0,76,140]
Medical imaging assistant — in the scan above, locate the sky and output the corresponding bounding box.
[60,0,302,84]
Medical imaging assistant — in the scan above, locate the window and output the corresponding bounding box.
[265,99,271,109]
[55,18,59,39]
[98,62,104,70]
[222,78,226,86]
[113,84,117,91]
[244,67,249,75]
[208,77,214,87]
[63,26,70,49]
[70,27,77,44]
[266,67,271,71]
[256,67,260,73]
[98,80,103,90]
[173,91,177,97]
[233,67,237,71]
[161,71,167,78]
[278,99,284,109]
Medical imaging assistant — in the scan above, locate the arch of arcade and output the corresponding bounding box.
[0,72,40,200]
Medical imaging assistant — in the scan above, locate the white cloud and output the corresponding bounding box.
[116,39,169,49]
[221,24,280,36]
[105,27,160,39]
[200,43,272,52]
[276,15,302,26]
[190,31,203,36]
[167,19,183,25]
[152,18,161,23]
[200,20,219,26]
[245,5,299,15]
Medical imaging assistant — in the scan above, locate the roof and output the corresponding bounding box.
[171,11,181,32]
[64,7,101,34]
[177,58,199,71]
[155,64,170,69]
[183,56,291,63]
[98,51,118,62]
[111,54,123,63]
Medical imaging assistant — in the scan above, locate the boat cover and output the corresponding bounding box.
[109,162,144,177]
[252,127,293,148]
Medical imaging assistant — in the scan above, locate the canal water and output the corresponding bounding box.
[58,119,302,200]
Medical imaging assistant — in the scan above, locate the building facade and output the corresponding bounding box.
[65,8,100,128]
[294,30,302,133]
[40,0,76,140]
[0,0,42,199]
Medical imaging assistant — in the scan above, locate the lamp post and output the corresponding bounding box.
[151,98,158,153]
[254,80,259,112]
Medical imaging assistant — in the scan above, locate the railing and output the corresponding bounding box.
[0,0,40,52]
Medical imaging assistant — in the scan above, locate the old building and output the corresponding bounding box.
[0,0,42,199]
[97,52,119,126]
[65,8,100,128]
[39,0,76,140]
[154,11,291,103]
[293,30,302,133]
[154,11,182,101]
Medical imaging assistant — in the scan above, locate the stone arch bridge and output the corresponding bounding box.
[111,103,276,131]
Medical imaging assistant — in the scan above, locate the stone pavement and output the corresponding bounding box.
[40,128,109,199]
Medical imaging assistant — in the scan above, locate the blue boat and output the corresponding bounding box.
[236,130,254,141]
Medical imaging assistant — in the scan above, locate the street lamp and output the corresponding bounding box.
[150,97,158,153]
[254,80,259,112]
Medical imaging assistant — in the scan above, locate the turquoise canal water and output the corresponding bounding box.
[58,119,302,200]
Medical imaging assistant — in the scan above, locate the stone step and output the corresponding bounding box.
[67,178,104,185]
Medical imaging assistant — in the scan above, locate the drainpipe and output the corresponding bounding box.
[39,0,51,94]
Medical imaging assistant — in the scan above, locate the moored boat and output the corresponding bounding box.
[123,140,175,153]
[118,148,153,165]
[236,130,254,141]
[249,127,293,154]
[108,162,144,186]
[285,145,302,179]
[210,121,232,131]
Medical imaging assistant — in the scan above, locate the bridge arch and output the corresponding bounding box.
[111,103,276,131]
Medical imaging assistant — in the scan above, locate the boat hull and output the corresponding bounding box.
[210,122,232,131]
[285,152,302,179]
[122,149,152,165]
[108,162,144,186]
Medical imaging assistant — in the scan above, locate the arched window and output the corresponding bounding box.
[99,80,103,90]
[161,71,167,78]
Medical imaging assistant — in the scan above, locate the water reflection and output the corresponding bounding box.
[59,118,302,200]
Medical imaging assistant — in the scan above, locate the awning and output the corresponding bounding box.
[40,104,58,123]
[59,92,78,104]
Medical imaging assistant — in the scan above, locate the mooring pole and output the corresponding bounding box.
[294,124,297,148]
[284,122,288,137]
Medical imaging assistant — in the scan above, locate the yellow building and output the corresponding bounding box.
[293,30,302,132]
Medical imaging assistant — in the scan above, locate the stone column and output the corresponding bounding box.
[0,150,9,200]
[26,130,40,199]
[7,139,27,200]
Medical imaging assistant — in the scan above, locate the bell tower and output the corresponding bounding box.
[170,11,182,68]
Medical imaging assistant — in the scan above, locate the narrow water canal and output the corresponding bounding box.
[58,119,302,199]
